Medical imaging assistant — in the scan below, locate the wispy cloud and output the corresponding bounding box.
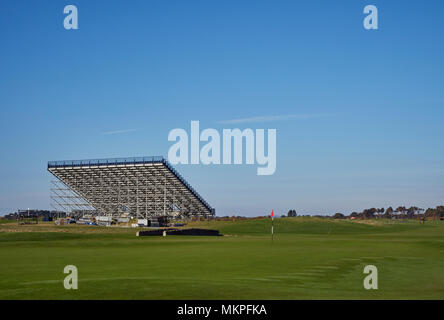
[218,113,331,125]
[101,128,138,135]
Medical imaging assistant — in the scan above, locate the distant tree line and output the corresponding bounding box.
[287,209,297,217]
[331,206,444,220]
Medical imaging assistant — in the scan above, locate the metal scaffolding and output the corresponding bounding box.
[48,156,215,219]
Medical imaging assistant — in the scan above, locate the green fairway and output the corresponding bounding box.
[0,218,443,299]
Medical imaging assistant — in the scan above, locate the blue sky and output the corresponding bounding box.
[1,0,443,216]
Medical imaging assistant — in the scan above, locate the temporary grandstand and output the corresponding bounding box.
[48,156,215,219]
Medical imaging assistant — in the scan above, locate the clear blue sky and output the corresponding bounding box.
[1,0,443,216]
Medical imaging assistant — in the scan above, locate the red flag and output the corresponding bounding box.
[271,210,274,218]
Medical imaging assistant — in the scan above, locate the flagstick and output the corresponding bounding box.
[271,215,274,243]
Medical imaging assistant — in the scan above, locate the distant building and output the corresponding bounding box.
[4,210,66,220]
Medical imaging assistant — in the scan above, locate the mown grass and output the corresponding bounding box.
[0,218,443,299]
